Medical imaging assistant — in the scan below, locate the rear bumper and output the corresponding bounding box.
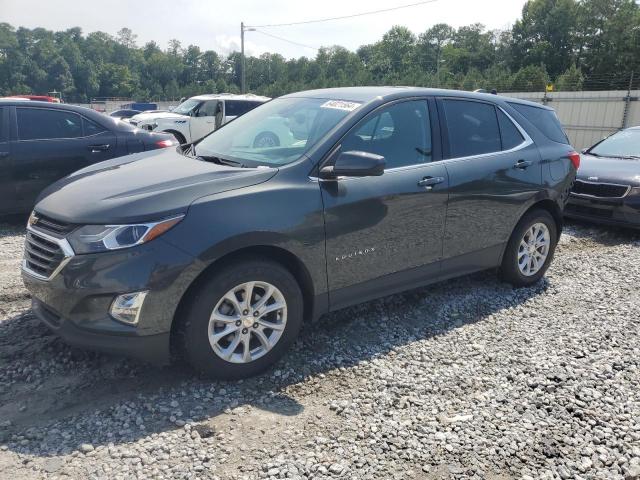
[565,192,640,228]
[32,298,170,364]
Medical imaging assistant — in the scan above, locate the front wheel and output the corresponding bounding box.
[180,259,303,379]
[500,209,558,287]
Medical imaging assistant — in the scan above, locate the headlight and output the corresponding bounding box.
[67,215,184,254]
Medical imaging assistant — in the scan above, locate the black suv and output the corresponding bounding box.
[22,87,577,379]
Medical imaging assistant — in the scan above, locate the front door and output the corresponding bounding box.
[190,100,219,142]
[437,98,542,272]
[321,99,449,309]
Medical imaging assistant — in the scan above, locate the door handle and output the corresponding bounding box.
[0,152,8,158]
[418,176,445,189]
[88,144,110,152]
[513,159,533,169]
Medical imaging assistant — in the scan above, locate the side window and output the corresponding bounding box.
[225,101,261,117]
[197,100,219,117]
[17,108,83,141]
[443,100,501,158]
[83,117,107,136]
[341,100,432,168]
[497,110,525,150]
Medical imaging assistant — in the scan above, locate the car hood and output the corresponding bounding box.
[35,148,278,224]
[577,153,640,187]
[130,111,186,123]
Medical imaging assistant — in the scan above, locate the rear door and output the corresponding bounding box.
[11,107,116,211]
[437,98,542,272]
[0,107,13,214]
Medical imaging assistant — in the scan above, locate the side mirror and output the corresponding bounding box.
[320,150,385,179]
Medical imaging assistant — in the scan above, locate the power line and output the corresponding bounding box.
[246,0,440,28]
[252,29,319,51]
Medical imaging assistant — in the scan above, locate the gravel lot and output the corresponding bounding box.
[0,220,639,480]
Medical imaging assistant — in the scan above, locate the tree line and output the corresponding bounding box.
[0,0,638,103]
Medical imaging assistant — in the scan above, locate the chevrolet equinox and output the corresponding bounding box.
[22,87,578,379]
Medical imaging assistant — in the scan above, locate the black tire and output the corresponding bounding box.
[253,131,280,148]
[180,258,303,379]
[500,209,558,287]
[166,130,186,144]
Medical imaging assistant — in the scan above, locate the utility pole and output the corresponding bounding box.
[240,22,255,94]
[241,22,246,94]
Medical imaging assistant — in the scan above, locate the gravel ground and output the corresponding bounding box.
[0,220,639,480]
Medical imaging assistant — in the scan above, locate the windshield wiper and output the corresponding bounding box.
[197,155,246,168]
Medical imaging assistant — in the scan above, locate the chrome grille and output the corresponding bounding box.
[23,229,73,280]
[32,213,76,236]
[571,180,630,198]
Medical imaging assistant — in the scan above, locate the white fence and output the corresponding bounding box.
[504,90,640,150]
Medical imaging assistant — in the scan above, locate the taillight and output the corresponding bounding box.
[568,151,580,170]
[155,139,176,148]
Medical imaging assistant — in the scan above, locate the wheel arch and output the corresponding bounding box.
[522,198,563,240]
[498,197,563,266]
[170,244,317,349]
[162,129,187,144]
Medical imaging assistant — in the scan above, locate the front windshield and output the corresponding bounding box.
[171,98,201,116]
[590,129,640,158]
[194,97,361,166]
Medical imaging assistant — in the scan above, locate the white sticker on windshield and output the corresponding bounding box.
[320,100,361,112]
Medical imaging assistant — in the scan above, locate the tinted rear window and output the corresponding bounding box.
[83,117,107,136]
[225,100,262,117]
[509,103,568,144]
[443,99,501,158]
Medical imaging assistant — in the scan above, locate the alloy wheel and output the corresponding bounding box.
[208,281,287,364]
[517,222,551,277]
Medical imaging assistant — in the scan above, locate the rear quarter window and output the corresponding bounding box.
[508,102,569,144]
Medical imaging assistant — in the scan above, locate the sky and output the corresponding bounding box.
[1,0,528,58]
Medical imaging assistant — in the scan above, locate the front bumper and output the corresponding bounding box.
[31,298,170,364]
[22,235,199,365]
[565,192,640,228]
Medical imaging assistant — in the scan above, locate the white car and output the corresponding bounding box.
[131,94,270,144]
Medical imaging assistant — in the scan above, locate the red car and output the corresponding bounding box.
[3,95,62,103]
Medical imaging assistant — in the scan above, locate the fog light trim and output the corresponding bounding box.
[109,291,149,325]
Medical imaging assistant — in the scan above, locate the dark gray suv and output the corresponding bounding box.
[21,87,578,379]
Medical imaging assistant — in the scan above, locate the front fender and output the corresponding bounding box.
[159,170,328,299]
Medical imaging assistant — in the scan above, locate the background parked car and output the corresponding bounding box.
[0,100,177,215]
[564,126,640,228]
[133,93,270,144]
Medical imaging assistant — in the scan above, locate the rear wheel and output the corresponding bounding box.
[180,259,303,379]
[500,209,558,287]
